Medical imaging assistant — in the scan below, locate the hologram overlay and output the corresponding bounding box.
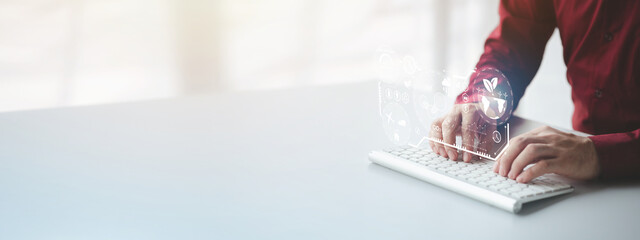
[376,47,513,161]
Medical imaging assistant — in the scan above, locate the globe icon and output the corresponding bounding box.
[480,95,507,120]
[470,68,514,126]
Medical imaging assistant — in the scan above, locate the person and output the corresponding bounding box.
[429,0,640,183]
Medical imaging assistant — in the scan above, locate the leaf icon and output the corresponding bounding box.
[491,77,498,90]
[483,78,494,92]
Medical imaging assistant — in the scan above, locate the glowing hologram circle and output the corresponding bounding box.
[470,68,514,126]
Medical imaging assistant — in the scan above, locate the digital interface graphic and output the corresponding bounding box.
[376,47,513,160]
[470,68,514,126]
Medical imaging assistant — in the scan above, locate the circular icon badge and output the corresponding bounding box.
[492,130,502,143]
[470,68,514,126]
[462,93,469,102]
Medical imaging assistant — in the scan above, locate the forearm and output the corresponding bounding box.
[463,0,556,110]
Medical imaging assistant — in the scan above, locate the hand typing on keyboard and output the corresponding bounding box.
[494,126,600,183]
[429,102,601,183]
[428,103,495,163]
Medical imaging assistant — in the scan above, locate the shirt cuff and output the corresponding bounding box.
[588,130,640,180]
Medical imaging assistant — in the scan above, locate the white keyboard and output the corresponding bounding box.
[369,145,574,213]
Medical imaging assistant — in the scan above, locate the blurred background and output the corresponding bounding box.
[0,0,573,129]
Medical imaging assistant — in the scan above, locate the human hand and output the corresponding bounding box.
[494,126,601,183]
[428,103,496,162]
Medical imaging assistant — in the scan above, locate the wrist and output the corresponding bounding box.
[584,137,601,179]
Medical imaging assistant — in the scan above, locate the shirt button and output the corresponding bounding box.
[604,32,613,42]
[594,89,603,98]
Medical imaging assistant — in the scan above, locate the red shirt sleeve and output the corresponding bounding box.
[589,130,640,180]
[469,0,556,109]
[466,0,640,180]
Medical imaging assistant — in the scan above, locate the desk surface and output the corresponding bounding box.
[1,82,638,239]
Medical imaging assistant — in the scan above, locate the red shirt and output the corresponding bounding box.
[469,0,640,179]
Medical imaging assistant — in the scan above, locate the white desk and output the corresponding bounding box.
[1,82,638,239]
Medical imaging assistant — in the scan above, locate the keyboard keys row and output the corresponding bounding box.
[385,146,571,200]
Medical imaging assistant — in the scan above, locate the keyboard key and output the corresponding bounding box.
[499,188,512,194]
[479,181,491,187]
[506,186,522,192]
